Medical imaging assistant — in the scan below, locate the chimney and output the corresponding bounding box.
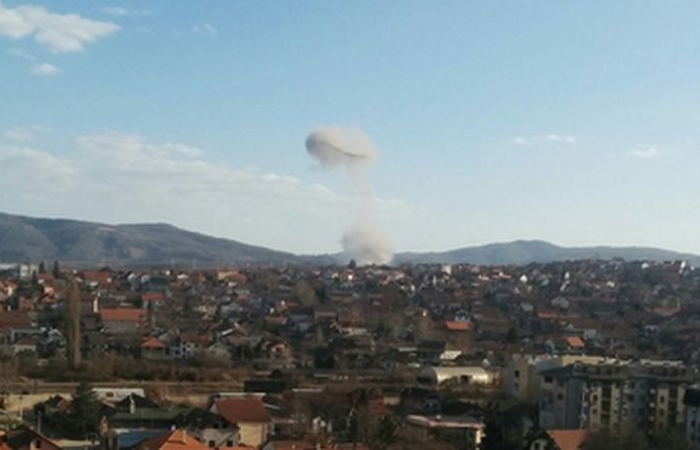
[180,430,187,444]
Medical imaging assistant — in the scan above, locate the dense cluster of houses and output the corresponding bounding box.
[0,257,700,449]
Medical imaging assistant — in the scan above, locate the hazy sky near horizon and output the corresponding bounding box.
[1,1,700,254]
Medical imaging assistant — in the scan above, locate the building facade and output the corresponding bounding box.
[538,360,689,433]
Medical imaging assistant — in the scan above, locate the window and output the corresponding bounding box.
[629,381,635,389]
[544,375,553,384]
[660,396,665,403]
[35,440,42,449]
[556,393,564,401]
[514,370,520,378]
[208,441,215,448]
[226,441,233,447]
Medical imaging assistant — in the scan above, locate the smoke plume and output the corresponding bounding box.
[306,127,376,168]
[305,126,393,265]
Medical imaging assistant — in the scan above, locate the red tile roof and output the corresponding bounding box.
[546,430,587,450]
[0,311,33,329]
[537,311,559,320]
[444,321,471,332]
[142,337,167,349]
[142,292,165,302]
[100,308,145,323]
[212,397,270,424]
[138,430,209,450]
[81,271,112,284]
[565,336,585,349]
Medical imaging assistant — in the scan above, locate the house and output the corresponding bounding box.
[141,293,166,309]
[100,308,145,334]
[209,397,272,448]
[108,405,188,430]
[170,333,212,360]
[81,271,113,289]
[564,336,585,353]
[133,429,210,450]
[264,340,292,361]
[0,312,34,345]
[178,408,240,449]
[444,321,471,332]
[527,429,587,450]
[404,414,484,450]
[142,337,168,359]
[399,387,442,415]
[2,426,62,450]
[9,335,40,356]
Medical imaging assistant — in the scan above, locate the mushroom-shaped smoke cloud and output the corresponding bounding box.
[306,127,376,168]
[305,126,393,266]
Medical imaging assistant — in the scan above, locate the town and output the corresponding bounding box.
[0,258,699,450]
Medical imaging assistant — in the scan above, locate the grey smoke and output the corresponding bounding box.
[306,127,376,168]
[341,224,393,266]
[305,126,393,265]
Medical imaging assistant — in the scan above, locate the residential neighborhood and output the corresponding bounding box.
[0,258,699,449]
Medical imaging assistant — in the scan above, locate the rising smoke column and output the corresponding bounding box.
[305,127,393,265]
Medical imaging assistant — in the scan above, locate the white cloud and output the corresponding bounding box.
[0,144,76,186]
[31,62,59,75]
[625,147,664,160]
[510,137,534,147]
[0,1,119,53]
[2,125,51,142]
[0,132,417,253]
[545,133,577,144]
[192,23,217,36]
[510,133,577,147]
[102,6,151,17]
[3,127,33,141]
[8,46,33,60]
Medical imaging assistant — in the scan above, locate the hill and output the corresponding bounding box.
[0,212,300,266]
[1,212,698,267]
[394,240,700,266]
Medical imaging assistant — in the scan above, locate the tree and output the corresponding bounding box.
[480,412,506,450]
[293,280,319,306]
[371,415,398,450]
[505,326,518,343]
[66,279,82,369]
[580,428,649,450]
[52,260,61,278]
[70,381,101,437]
[38,261,46,274]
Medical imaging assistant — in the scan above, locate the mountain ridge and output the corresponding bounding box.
[393,239,700,266]
[0,212,698,266]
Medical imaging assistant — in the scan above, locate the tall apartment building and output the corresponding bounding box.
[505,354,607,401]
[538,360,689,433]
[683,386,700,448]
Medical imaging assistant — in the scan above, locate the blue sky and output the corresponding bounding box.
[1,0,700,255]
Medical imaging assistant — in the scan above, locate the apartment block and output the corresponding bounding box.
[538,360,689,432]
